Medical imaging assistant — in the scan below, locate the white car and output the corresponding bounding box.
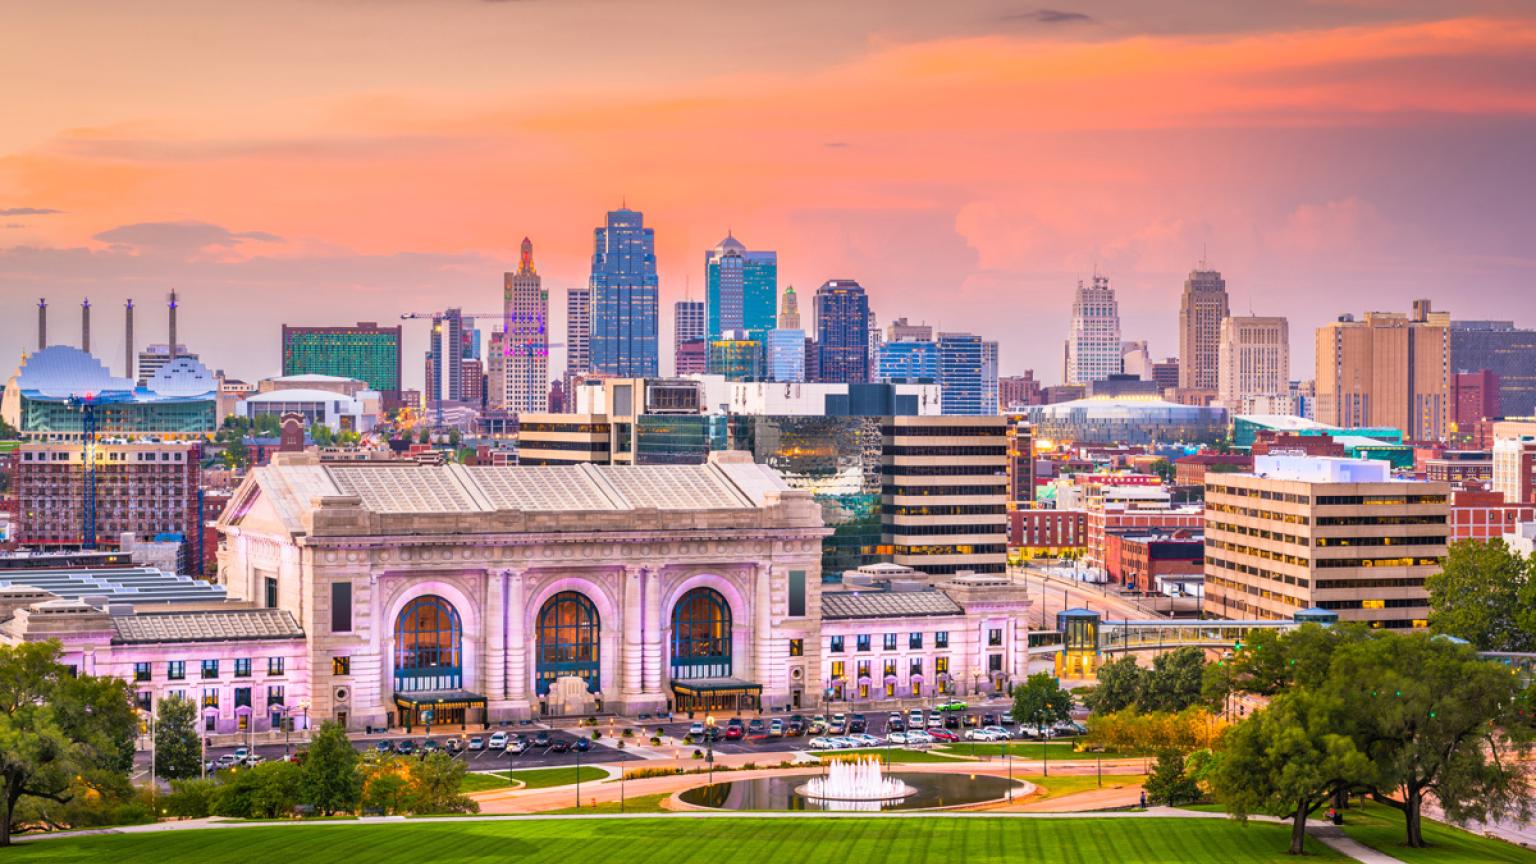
[688,722,706,737]
[232,746,250,762]
[488,732,509,750]
[926,715,944,729]
[982,725,1013,739]
[808,736,836,749]
[905,731,934,745]
[506,738,530,755]
[965,728,1002,741]
[243,753,266,766]
[849,733,880,747]
[215,753,241,769]
[907,709,923,725]
[467,736,485,751]
[886,731,910,744]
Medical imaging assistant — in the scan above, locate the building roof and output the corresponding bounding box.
[0,567,227,604]
[821,590,964,620]
[112,608,304,643]
[1236,414,1333,431]
[242,388,360,405]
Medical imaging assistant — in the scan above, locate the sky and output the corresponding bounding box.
[2,0,1535,389]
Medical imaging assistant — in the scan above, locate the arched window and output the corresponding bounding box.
[671,587,732,680]
[536,591,600,695]
[394,595,461,693]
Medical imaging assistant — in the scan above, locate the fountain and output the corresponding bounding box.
[796,757,915,810]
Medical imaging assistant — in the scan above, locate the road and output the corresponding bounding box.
[1018,566,1165,629]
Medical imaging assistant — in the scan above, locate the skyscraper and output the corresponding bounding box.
[705,232,777,339]
[565,287,591,375]
[280,322,403,406]
[1178,267,1229,391]
[814,280,870,384]
[501,237,549,414]
[1315,302,1451,440]
[589,207,659,377]
[1217,316,1290,413]
[939,332,985,415]
[425,307,464,405]
[673,299,705,374]
[764,328,805,382]
[981,340,999,413]
[778,285,801,330]
[876,340,939,383]
[1064,276,1121,386]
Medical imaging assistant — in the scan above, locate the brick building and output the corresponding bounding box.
[1009,508,1087,558]
[1447,490,1536,542]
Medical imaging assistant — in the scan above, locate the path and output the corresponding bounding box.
[1307,826,1407,864]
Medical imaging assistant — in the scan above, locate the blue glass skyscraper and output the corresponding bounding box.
[876,340,939,383]
[939,332,985,414]
[814,280,870,384]
[589,207,660,377]
[706,232,777,340]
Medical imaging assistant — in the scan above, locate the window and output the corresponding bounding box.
[829,636,844,654]
[936,656,950,675]
[234,687,252,709]
[264,576,278,609]
[268,657,285,676]
[909,632,923,650]
[134,662,151,682]
[788,639,804,657]
[331,582,353,633]
[883,659,897,677]
[267,685,285,707]
[135,692,152,712]
[883,633,898,651]
[202,688,219,708]
[332,656,351,677]
[987,628,1003,647]
[856,634,871,652]
[831,660,846,680]
[201,659,219,679]
[205,715,216,733]
[788,570,806,617]
[909,658,922,676]
[857,660,871,680]
[234,658,251,678]
[167,661,185,681]
[935,631,949,649]
[988,654,1003,672]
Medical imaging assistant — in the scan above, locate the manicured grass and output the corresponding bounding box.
[942,741,1133,760]
[1020,773,1147,802]
[493,766,607,789]
[6,815,1349,862]
[812,747,965,764]
[1337,802,1536,864]
[459,772,515,792]
[540,792,673,814]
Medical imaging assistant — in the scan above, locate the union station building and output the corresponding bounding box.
[3,452,1032,734]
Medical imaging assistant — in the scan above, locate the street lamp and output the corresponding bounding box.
[704,713,717,785]
[139,708,156,803]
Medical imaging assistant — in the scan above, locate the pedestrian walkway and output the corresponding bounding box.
[1307,826,1407,864]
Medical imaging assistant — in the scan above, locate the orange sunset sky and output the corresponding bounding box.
[3,0,1535,387]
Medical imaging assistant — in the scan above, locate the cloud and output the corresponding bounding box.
[1004,9,1097,25]
[0,207,64,216]
[91,221,284,255]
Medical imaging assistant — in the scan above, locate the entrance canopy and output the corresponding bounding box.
[394,690,487,730]
[671,677,763,714]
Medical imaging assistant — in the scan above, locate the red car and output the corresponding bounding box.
[724,719,745,740]
[927,729,959,743]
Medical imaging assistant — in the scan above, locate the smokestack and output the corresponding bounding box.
[81,298,91,354]
[37,298,46,351]
[167,290,178,361]
[125,299,135,382]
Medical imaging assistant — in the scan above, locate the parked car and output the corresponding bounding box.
[981,725,1012,739]
[810,715,828,734]
[397,740,416,756]
[232,747,250,763]
[926,715,944,729]
[215,753,241,769]
[468,736,485,752]
[747,719,766,736]
[963,729,998,741]
[421,739,440,754]
[928,729,959,743]
[444,738,464,754]
[906,731,934,745]
[768,719,785,737]
[886,731,910,744]
[787,715,806,736]
[550,738,572,753]
[981,713,999,727]
[488,732,509,750]
[849,733,880,747]
[887,714,906,732]
[808,736,836,749]
[243,754,266,766]
[376,740,395,753]
[533,731,552,748]
[907,709,924,726]
[848,714,867,734]
[574,738,591,752]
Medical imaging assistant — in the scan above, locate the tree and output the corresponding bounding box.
[1426,539,1535,652]
[220,437,249,471]
[0,415,21,439]
[1329,633,1533,848]
[1085,655,1146,714]
[409,752,476,814]
[154,695,203,780]
[1213,690,1374,855]
[1010,672,1073,736]
[1143,749,1201,807]
[1087,707,1224,756]
[309,424,334,447]
[0,641,135,846]
[252,413,282,437]
[1141,647,1206,713]
[300,721,360,816]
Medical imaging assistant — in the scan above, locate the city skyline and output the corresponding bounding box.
[3,2,1536,390]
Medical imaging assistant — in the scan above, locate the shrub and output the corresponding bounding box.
[164,778,219,819]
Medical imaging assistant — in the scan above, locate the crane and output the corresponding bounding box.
[66,394,99,549]
[399,311,564,431]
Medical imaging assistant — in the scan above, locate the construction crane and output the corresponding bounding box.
[399,311,563,431]
[66,394,99,549]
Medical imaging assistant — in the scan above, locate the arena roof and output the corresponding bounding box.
[0,566,227,604]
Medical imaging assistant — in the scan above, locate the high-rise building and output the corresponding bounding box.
[778,286,801,330]
[814,280,871,384]
[705,232,777,340]
[675,339,707,376]
[804,335,820,383]
[999,372,1043,408]
[1151,357,1180,393]
[281,322,403,407]
[1203,455,1448,628]
[887,317,933,343]
[1450,321,1536,417]
[876,340,939,384]
[424,308,465,405]
[565,287,591,375]
[867,311,883,377]
[1006,416,1035,504]
[1451,370,1500,438]
[707,331,763,382]
[1315,302,1451,441]
[589,207,659,377]
[765,329,806,382]
[1217,316,1290,412]
[498,238,549,415]
[882,415,1008,576]
[1178,267,1229,391]
[674,299,706,370]
[1493,436,1536,504]
[939,332,986,415]
[1064,276,1122,386]
[981,340,999,413]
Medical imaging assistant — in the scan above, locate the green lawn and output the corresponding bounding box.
[460,772,515,792]
[539,792,673,814]
[812,748,966,764]
[941,741,1133,760]
[1021,773,1147,802]
[7,816,1348,862]
[1337,802,1536,864]
[493,766,607,789]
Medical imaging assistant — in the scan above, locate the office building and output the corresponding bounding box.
[500,238,549,415]
[876,340,939,384]
[999,372,1043,408]
[1203,455,1448,628]
[707,332,764,382]
[1178,267,1229,391]
[778,286,801,330]
[15,441,201,557]
[675,339,707,376]
[674,298,706,367]
[1451,370,1500,438]
[1217,316,1290,412]
[565,287,591,375]
[1448,490,1536,541]
[1450,321,1536,417]
[705,232,777,339]
[1064,276,1122,386]
[881,415,1009,576]
[1493,436,1536,504]
[887,317,933,343]
[1315,302,1451,441]
[765,328,806,382]
[1006,417,1034,504]
[424,308,465,405]
[981,340,999,412]
[280,322,402,407]
[589,207,659,377]
[1151,358,1181,393]
[939,332,986,415]
[814,280,871,384]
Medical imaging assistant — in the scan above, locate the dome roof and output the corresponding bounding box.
[146,356,217,398]
[16,346,135,399]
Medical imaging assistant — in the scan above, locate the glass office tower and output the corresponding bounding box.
[706,233,777,340]
[589,208,660,377]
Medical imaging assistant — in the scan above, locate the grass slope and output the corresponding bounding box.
[494,766,607,789]
[1338,802,1536,864]
[1021,773,1147,802]
[9,816,1347,863]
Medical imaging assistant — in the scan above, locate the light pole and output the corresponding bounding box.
[575,738,583,810]
[140,708,156,803]
[704,714,717,785]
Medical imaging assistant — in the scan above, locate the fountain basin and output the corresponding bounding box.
[677,770,1025,812]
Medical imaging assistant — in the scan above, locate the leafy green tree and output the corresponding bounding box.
[1426,539,1535,652]
[164,778,218,818]
[410,752,477,814]
[220,437,249,471]
[0,641,136,846]
[300,721,360,815]
[1010,672,1074,737]
[1085,655,1146,714]
[310,424,334,447]
[1213,690,1375,855]
[448,428,461,447]
[0,416,20,439]
[417,427,431,444]
[1143,749,1201,807]
[1329,633,1533,848]
[1140,647,1205,713]
[253,414,282,437]
[154,695,203,780]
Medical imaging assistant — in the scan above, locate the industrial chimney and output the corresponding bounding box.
[167,290,178,361]
[37,298,46,351]
[125,299,135,382]
[81,298,91,354]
